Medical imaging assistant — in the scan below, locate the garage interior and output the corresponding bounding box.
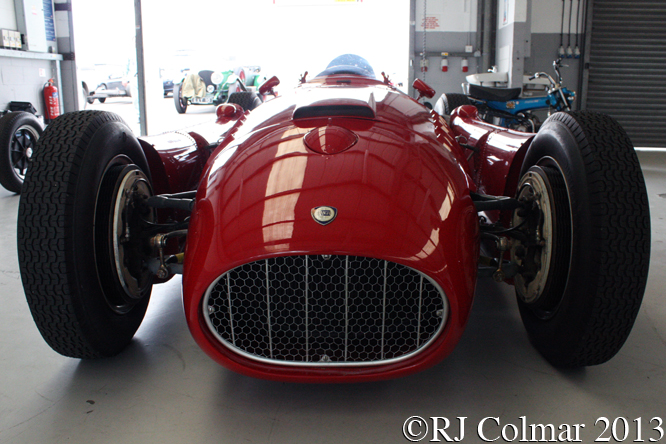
[1,0,665,442]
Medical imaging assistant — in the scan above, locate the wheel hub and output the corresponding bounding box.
[111,166,154,301]
[95,162,155,314]
[511,166,555,305]
[12,124,39,180]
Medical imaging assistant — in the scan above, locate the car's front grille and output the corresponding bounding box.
[203,255,447,366]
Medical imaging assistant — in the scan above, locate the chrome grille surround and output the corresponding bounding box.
[203,255,448,367]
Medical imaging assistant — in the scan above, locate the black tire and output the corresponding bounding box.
[82,82,92,104]
[227,91,262,111]
[18,110,154,358]
[512,111,650,367]
[174,83,187,114]
[434,93,472,115]
[0,111,43,194]
[97,84,107,103]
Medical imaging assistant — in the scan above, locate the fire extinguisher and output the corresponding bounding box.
[43,78,60,123]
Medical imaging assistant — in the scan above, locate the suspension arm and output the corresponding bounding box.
[471,192,525,212]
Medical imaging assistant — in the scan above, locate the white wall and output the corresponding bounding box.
[0,0,17,29]
[0,0,60,114]
[531,0,583,34]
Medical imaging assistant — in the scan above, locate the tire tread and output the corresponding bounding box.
[18,111,127,358]
[534,111,650,366]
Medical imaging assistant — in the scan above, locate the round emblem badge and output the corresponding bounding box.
[311,206,337,225]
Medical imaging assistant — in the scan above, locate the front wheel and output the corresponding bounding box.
[511,111,650,367]
[18,111,155,358]
[0,111,43,193]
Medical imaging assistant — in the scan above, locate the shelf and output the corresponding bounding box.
[416,51,482,58]
[0,48,63,61]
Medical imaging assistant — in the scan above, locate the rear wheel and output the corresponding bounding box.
[434,93,472,115]
[18,111,155,358]
[511,111,650,367]
[227,91,262,111]
[0,111,43,194]
[96,84,108,103]
[174,83,188,114]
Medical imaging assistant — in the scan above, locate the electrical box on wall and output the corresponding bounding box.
[1,29,22,49]
[13,0,47,52]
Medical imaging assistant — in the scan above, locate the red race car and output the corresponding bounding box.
[17,55,650,383]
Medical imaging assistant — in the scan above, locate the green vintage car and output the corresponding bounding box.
[173,66,265,113]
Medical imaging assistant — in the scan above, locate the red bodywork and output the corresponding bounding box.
[142,75,535,382]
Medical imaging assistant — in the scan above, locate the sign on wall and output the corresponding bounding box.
[498,0,527,28]
[415,0,476,33]
[43,0,55,42]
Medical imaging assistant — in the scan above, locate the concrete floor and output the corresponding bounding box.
[0,150,664,444]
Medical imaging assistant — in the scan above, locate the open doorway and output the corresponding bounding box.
[72,0,409,136]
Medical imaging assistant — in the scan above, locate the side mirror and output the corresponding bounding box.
[412,79,436,100]
[216,103,244,125]
[259,76,280,95]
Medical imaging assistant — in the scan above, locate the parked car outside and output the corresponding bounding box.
[174,66,268,113]
[161,68,181,97]
[85,72,132,104]
[162,78,174,97]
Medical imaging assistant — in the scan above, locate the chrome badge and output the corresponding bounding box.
[311,206,337,225]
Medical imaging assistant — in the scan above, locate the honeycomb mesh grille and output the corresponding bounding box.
[203,255,447,366]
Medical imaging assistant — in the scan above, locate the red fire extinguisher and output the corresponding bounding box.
[43,78,60,123]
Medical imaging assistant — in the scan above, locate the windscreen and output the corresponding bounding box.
[316,54,376,78]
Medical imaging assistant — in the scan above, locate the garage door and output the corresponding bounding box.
[584,0,666,147]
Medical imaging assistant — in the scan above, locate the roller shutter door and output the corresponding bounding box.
[585,0,666,147]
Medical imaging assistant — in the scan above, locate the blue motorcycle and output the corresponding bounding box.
[435,59,576,132]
